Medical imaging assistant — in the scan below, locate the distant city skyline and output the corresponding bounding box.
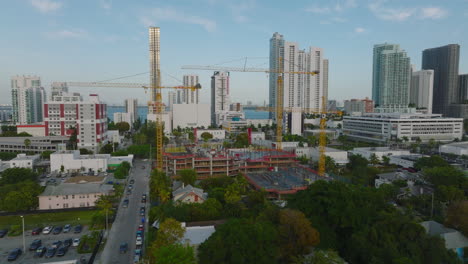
[1,0,467,105]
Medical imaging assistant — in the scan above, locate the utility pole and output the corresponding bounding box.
[20,216,25,253]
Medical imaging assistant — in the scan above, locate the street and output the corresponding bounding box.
[98,159,150,264]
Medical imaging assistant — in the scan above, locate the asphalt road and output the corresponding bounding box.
[0,226,91,263]
[98,159,150,264]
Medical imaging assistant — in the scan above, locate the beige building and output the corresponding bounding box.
[38,183,113,210]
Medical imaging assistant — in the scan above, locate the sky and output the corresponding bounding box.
[1,0,468,105]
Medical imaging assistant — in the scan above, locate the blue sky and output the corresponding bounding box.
[1,0,467,105]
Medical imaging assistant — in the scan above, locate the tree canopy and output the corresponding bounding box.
[0,168,38,185]
[178,169,197,186]
[414,155,448,170]
[116,122,130,133]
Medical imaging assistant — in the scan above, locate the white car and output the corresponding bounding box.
[42,226,53,235]
[72,238,80,247]
[135,236,143,246]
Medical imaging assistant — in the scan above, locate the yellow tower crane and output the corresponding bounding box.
[181,64,340,177]
[62,81,201,170]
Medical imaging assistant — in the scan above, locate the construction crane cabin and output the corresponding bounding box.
[182,61,340,177]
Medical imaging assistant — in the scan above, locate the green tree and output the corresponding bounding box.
[24,138,31,148]
[293,249,345,264]
[233,133,249,148]
[40,150,53,159]
[150,169,171,203]
[198,219,279,264]
[382,156,390,166]
[178,169,197,186]
[60,165,64,173]
[99,143,114,154]
[414,155,448,170]
[200,132,213,142]
[0,168,38,185]
[152,218,186,249]
[79,148,93,155]
[369,153,380,165]
[278,209,320,261]
[0,181,42,211]
[445,201,468,236]
[423,166,466,188]
[115,122,130,133]
[224,183,241,204]
[68,127,78,150]
[325,156,338,174]
[152,244,196,264]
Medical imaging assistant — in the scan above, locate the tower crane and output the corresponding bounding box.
[62,81,201,170]
[181,64,340,177]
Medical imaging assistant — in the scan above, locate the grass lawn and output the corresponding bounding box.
[0,209,98,230]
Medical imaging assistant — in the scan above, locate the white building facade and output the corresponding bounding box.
[410,70,434,114]
[50,150,133,173]
[11,75,46,125]
[125,98,138,122]
[211,71,230,126]
[183,75,200,104]
[343,113,463,143]
[113,112,133,127]
[195,129,226,140]
[172,104,210,129]
[9,154,40,169]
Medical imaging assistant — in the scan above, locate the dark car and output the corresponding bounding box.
[52,240,63,249]
[34,246,46,258]
[63,224,72,233]
[123,199,129,208]
[31,227,42,235]
[52,226,63,235]
[63,238,73,248]
[74,225,82,233]
[29,239,42,251]
[0,229,8,238]
[45,247,56,258]
[7,248,22,261]
[56,246,68,257]
[119,242,128,253]
[127,189,132,195]
[129,179,135,184]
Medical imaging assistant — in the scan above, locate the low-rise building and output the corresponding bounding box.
[389,154,426,168]
[16,124,46,136]
[9,153,40,169]
[172,184,208,204]
[50,150,133,173]
[222,119,248,134]
[350,147,411,160]
[38,182,113,210]
[0,136,69,153]
[295,147,348,165]
[343,113,463,143]
[107,130,121,145]
[439,142,468,156]
[420,221,468,261]
[195,129,225,141]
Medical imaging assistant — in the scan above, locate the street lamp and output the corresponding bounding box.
[20,216,25,253]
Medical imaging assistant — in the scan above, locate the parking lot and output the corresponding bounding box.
[0,225,92,263]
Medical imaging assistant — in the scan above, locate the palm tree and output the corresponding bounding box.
[24,138,31,149]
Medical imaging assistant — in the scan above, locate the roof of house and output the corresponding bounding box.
[40,182,113,196]
[183,225,216,245]
[420,221,468,249]
[172,184,208,201]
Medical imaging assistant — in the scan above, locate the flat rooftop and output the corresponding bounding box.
[244,166,328,195]
[40,182,113,196]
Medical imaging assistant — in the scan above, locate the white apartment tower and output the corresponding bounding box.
[125,98,138,122]
[410,70,434,114]
[182,75,199,104]
[168,91,177,110]
[11,75,46,125]
[211,71,230,126]
[51,82,69,98]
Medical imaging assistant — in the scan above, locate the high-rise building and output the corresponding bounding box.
[11,75,46,125]
[149,27,160,114]
[410,70,434,113]
[44,93,107,152]
[269,33,329,134]
[125,98,138,122]
[372,43,411,109]
[168,91,177,110]
[269,32,285,119]
[422,44,460,116]
[460,74,468,101]
[211,71,230,126]
[51,82,68,98]
[182,75,199,104]
[344,98,374,113]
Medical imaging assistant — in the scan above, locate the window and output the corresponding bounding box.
[72,195,75,199]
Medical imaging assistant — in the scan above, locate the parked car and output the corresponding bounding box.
[63,224,72,233]
[136,230,143,237]
[129,179,135,184]
[73,238,80,247]
[133,254,140,263]
[127,189,132,195]
[136,236,143,246]
[138,225,144,231]
[135,249,142,257]
[45,247,56,258]
[63,238,73,248]
[52,226,63,235]
[123,199,129,208]
[56,246,68,257]
[119,242,128,253]
[29,239,42,251]
[31,227,42,235]
[7,248,22,261]
[52,241,63,249]
[0,229,8,238]
[34,247,46,258]
[74,225,82,233]
[42,226,53,235]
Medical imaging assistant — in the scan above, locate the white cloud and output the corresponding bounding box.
[140,7,216,32]
[369,1,448,21]
[228,0,255,23]
[306,6,331,14]
[100,0,112,10]
[320,17,347,24]
[30,0,62,13]
[354,27,365,33]
[420,7,447,19]
[306,0,356,14]
[46,29,88,39]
